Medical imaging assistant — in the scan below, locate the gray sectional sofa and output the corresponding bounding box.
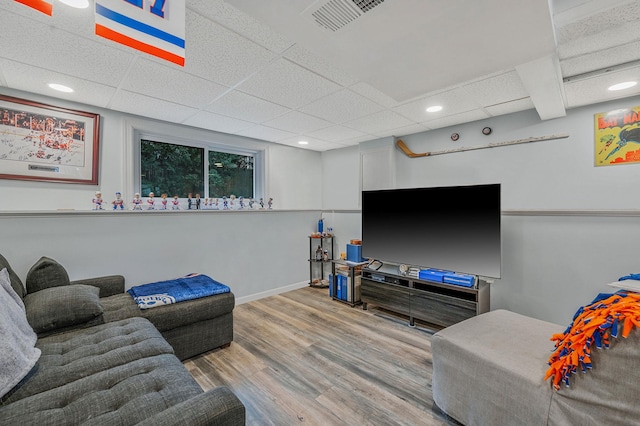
[0,254,245,425]
[432,309,640,425]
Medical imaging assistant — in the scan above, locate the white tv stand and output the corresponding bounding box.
[360,264,490,328]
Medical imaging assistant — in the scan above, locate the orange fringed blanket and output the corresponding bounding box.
[544,291,640,390]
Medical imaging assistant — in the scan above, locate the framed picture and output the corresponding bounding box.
[0,95,100,184]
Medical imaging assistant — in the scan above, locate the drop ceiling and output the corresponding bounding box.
[1,0,639,152]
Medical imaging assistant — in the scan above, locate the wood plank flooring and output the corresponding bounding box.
[184,286,460,426]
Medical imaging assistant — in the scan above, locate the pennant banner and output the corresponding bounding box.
[95,0,185,66]
[14,0,53,15]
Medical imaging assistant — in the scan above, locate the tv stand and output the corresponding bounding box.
[360,266,490,328]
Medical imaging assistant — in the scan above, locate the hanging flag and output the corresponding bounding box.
[95,0,185,66]
[14,0,53,15]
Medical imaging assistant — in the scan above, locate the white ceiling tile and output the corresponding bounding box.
[345,110,415,134]
[235,125,297,142]
[564,68,640,108]
[109,91,199,123]
[307,125,369,143]
[462,71,529,107]
[422,110,491,130]
[187,0,294,54]
[393,88,484,123]
[182,110,254,134]
[349,82,400,108]
[283,45,359,87]
[278,136,342,151]
[485,98,535,117]
[0,59,117,108]
[122,58,229,109]
[236,59,342,109]
[560,40,640,77]
[298,89,385,124]
[0,10,135,87]
[184,12,276,87]
[262,111,333,134]
[205,91,291,123]
[385,124,431,139]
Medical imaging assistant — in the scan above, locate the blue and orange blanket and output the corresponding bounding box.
[127,273,230,309]
[544,289,640,390]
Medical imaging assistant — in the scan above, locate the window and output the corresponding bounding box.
[139,138,257,199]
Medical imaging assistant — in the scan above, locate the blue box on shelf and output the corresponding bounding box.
[442,272,476,288]
[347,244,366,262]
[418,268,452,283]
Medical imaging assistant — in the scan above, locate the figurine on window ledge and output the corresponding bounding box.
[92,191,104,210]
[222,196,229,210]
[259,197,264,209]
[159,193,168,210]
[248,198,254,209]
[195,193,201,210]
[112,192,125,210]
[187,193,193,210]
[171,195,180,210]
[268,197,273,210]
[131,193,143,210]
[146,192,155,210]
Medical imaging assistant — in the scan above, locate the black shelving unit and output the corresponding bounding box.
[308,236,334,287]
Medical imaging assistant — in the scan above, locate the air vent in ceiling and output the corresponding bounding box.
[305,0,386,32]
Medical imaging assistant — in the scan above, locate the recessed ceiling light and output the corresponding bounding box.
[608,81,637,91]
[426,106,443,113]
[298,141,309,145]
[48,83,74,93]
[58,0,89,8]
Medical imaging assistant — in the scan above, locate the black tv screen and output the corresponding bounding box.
[361,183,501,279]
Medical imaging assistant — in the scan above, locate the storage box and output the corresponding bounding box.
[442,272,476,288]
[418,268,452,283]
[346,243,365,262]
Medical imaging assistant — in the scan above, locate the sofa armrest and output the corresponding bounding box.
[70,275,125,297]
[135,386,245,426]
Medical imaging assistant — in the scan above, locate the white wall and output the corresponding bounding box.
[321,94,640,325]
[0,87,325,302]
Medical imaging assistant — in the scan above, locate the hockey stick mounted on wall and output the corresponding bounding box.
[396,133,570,158]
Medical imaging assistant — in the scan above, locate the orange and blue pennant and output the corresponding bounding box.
[95,0,185,66]
[14,0,52,15]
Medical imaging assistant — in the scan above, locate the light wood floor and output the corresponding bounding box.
[184,286,459,426]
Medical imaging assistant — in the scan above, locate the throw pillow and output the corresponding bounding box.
[0,268,41,399]
[25,256,70,294]
[24,284,103,334]
[0,253,26,299]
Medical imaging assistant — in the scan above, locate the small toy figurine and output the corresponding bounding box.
[239,196,245,209]
[146,192,155,210]
[213,198,219,210]
[112,192,125,210]
[229,194,236,209]
[171,195,180,210]
[131,193,143,210]
[195,194,201,210]
[222,196,229,210]
[259,197,264,209]
[248,198,254,209]
[268,197,273,210]
[160,193,168,210]
[187,193,193,210]
[92,191,104,210]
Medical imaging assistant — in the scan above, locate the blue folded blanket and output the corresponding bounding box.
[127,273,230,309]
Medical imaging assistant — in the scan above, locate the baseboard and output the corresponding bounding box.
[235,281,309,305]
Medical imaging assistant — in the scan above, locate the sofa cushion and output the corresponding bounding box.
[2,317,175,403]
[24,284,103,334]
[0,353,204,425]
[432,309,564,426]
[0,268,40,400]
[101,291,235,331]
[0,253,26,299]
[26,256,70,294]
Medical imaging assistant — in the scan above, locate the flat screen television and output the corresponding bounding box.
[361,183,501,279]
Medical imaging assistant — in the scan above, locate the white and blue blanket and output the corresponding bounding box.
[127,273,230,309]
